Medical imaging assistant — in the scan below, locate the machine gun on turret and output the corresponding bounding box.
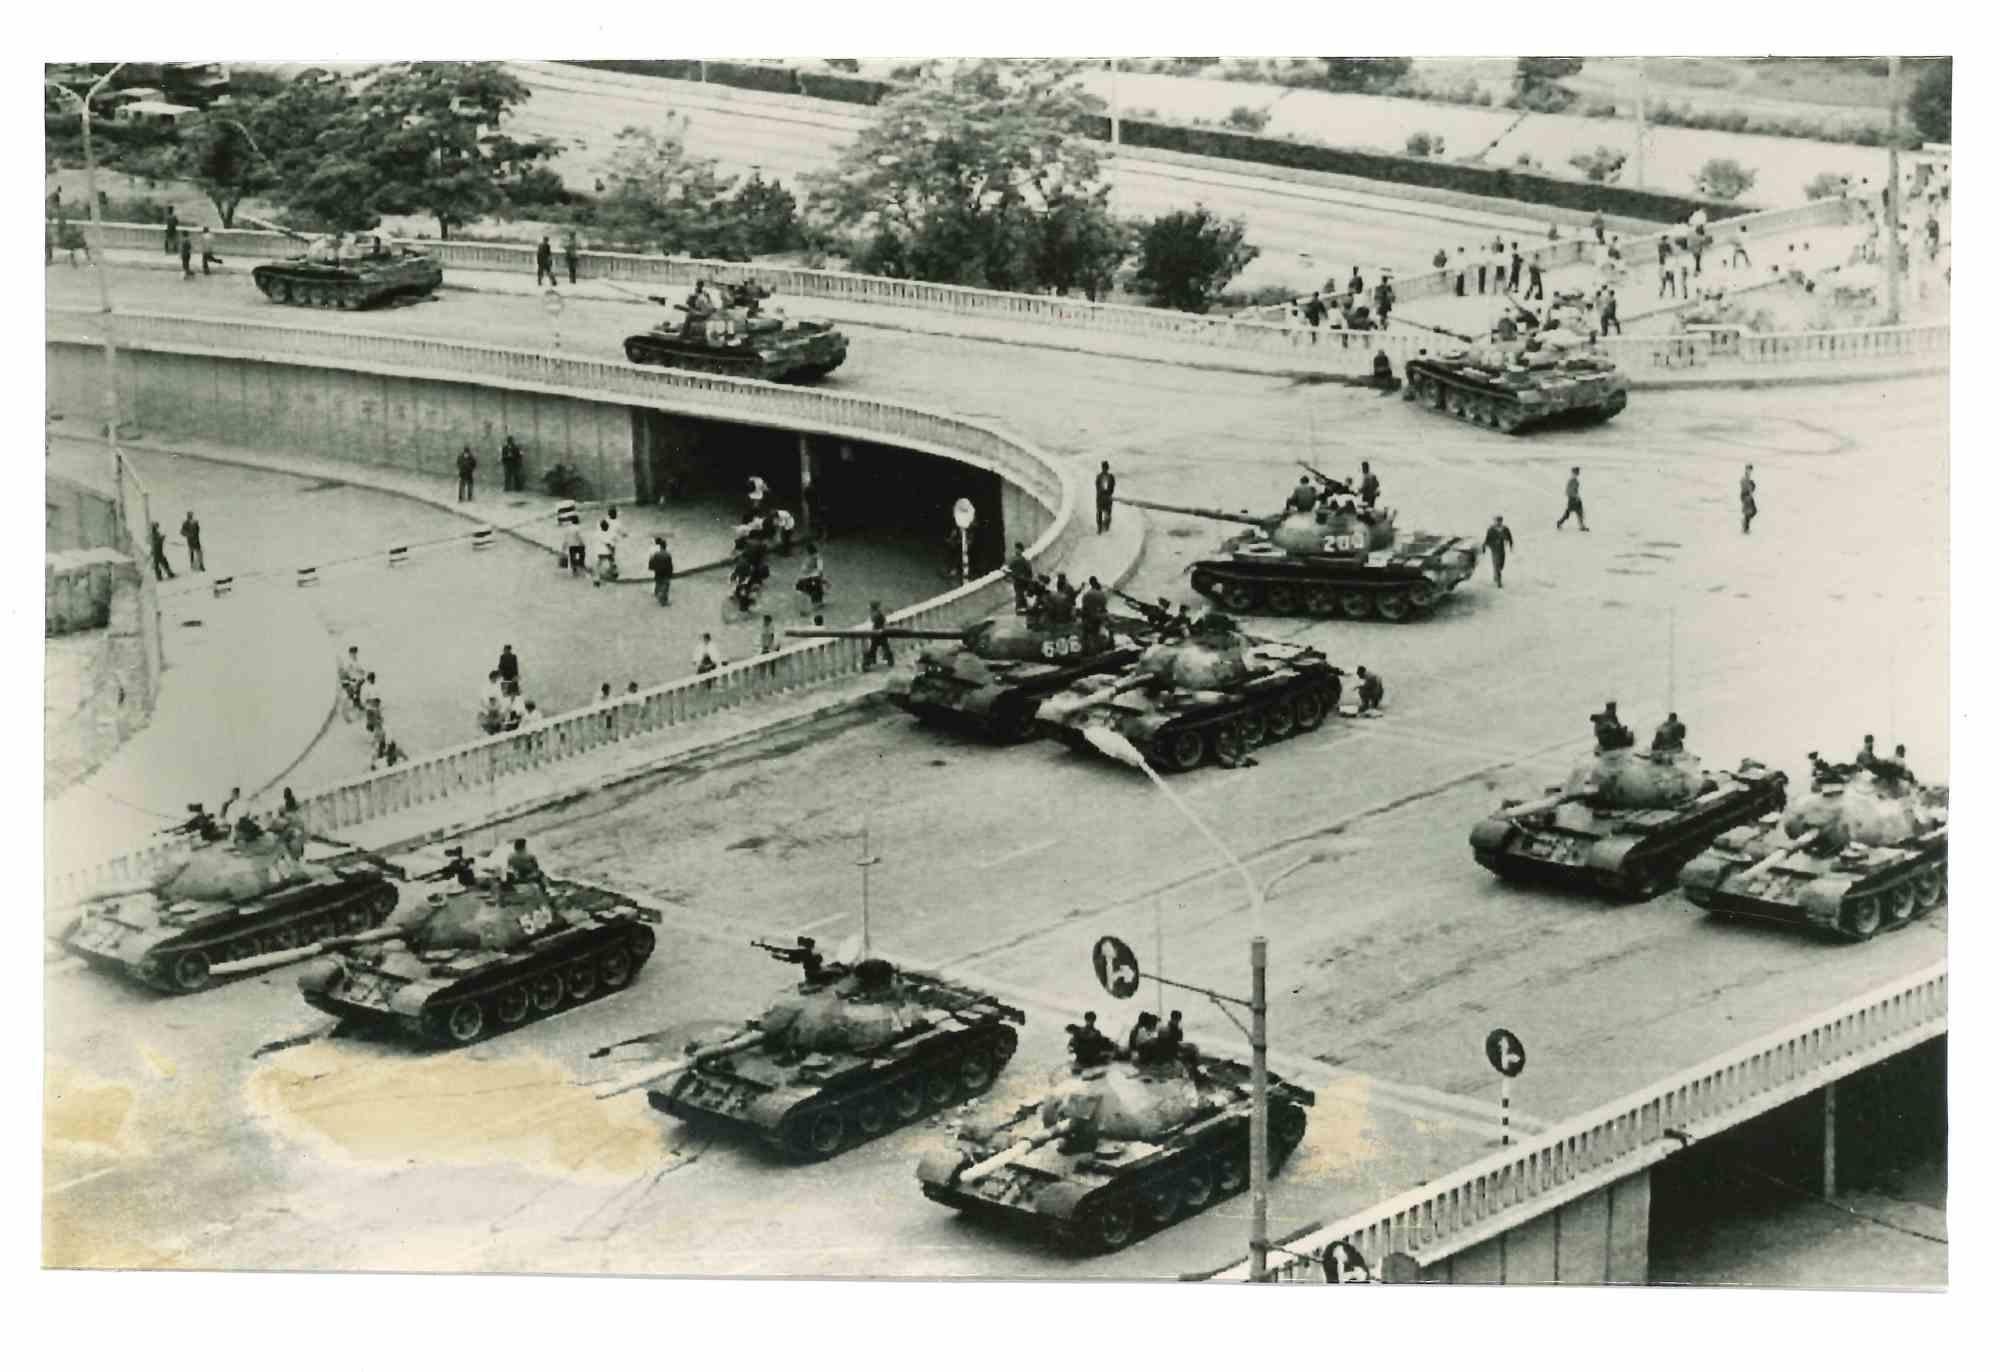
[752,935,836,984]
[162,802,228,842]
[1299,461,1357,503]
[1110,588,1183,637]
[412,846,478,888]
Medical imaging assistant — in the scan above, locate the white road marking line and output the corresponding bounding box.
[47,1165,121,1196]
[973,837,1060,870]
[792,910,854,937]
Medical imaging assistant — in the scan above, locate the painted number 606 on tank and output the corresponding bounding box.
[1040,636,1083,658]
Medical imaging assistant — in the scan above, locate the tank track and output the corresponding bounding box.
[659,1023,1020,1163]
[898,698,1038,744]
[622,338,838,384]
[1403,368,1626,434]
[79,876,400,995]
[409,925,659,1047]
[253,274,439,311]
[1071,672,1340,774]
[1189,564,1450,621]
[1700,849,1948,944]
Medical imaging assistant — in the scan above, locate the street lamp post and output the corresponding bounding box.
[46,63,126,496]
[1080,724,1273,1282]
[1885,56,1904,325]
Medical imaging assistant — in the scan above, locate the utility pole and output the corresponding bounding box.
[48,64,127,497]
[1108,59,1121,151]
[1885,56,1904,324]
[1248,936,1270,1283]
[1632,56,1647,190]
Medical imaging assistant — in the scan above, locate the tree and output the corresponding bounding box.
[1569,146,1627,183]
[178,115,275,227]
[1405,131,1444,158]
[729,171,805,255]
[1321,58,1411,93]
[1694,157,1757,202]
[1908,61,1950,142]
[593,117,745,257]
[1132,206,1259,313]
[1516,57,1584,86]
[1803,171,1848,202]
[805,59,1121,293]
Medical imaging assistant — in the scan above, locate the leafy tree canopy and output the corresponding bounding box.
[1908,61,1950,143]
[1132,206,1259,313]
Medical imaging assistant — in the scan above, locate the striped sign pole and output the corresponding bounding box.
[554,501,578,527]
[471,529,495,552]
[388,545,409,567]
[210,576,234,598]
[296,566,319,588]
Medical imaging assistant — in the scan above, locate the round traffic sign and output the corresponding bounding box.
[1090,935,1140,999]
[1321,1240,1371,1284]
[1485,1027,1527,1078]
[952,497,977,530]
[543,289,565,317]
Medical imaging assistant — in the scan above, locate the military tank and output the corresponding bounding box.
[1470,732,1788,899]
[296,848,660,1046]
[917,1037,1315,1253]
[1035,614,1344,772]
[1403,324,1627,434]
[61,816,401,994]
[245,218,444,310]
[623,289,847,383]
[1679,760,1948,942]
[1121,492,1478,621]
[787,607,1155,742]
[600,941,1025,1162]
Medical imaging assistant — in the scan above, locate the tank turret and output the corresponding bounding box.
[613,940,1025,1161]
[1680,761,1947,942]
[1470,729,1789,899]
[61,826,402,994]
[917,1041,1315,1253]
[788,610,1154,742]
[296,851,659,1045]
[1035,616,1344,772]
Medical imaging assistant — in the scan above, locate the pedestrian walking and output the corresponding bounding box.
[648,536,674,605]
[148,521,175,579]
[198,227,218,275]
[1677,247,1692,299]
[1454,246,1467,297]
[746,473,769,514]
[500,435,524,493]
[862,600,895,669]
[760,614,779,657]
[497,643,521,698]
[1556,466,1589,531]
[164,207,179,255]
[694,634,722,679]
[178,231,194,278]
[795,542,827,611]
[1372,272,1395,326]
[456,445,477,501]
[1302,291,1326,340]
[338,646,366,722]
[563,520,586,576]
[1657,239,1676,299]
[1476,252,1488,295]
[1591,209,1605,244]
[563,231,580,285]
[1094,461,1116,534]
[590,518,617,586]
[1740,464,1758,535]
[1346,265,1364,299]
[180,510,205,572]
[1507,242,1523,293]
[1525,258,1544,301]
[536,235,557,287]
[1691,224,1708,276]
[1598,287,1621,335]
[1006,541,1034,612]
[1483,515,1514,587]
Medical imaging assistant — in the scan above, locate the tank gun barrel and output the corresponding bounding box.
[240,214,310,243]
[210,925,401,979]
[958,1118,1073,1184]
[1113,496,1273,529]
[592,1029,767,1099]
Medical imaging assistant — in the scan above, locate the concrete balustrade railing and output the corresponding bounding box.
[1211,962,1947,1283]
[44,312,1079,906]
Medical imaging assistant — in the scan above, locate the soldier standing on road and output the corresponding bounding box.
[648,536,674,606]
[178,231,194,279]
[862,600,895,669]
[179,510,205,572]
[1373,271,1395,326]
[500,435,524,493]
[1591,209,1605,244]
[1094,461,1116,534]
[148,521,175,579]
[1454,246,1468,296]
[456,445,477,502]
[1483,515,1514,587]
[1508,242,1523,293]
[1006,542,1034,612]
[536,234,557,287]
[1556,467,1589,532]
[1525,257,1544,301]
[164,207,179,255]
[563,231,580,285]
[1740,464,1758,534]
[497,644,521,699]
[198,227,217,275]
[563,519,586,576]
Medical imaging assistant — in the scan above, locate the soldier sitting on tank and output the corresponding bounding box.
[1649,712,1687,753]
[1066,1012,1117,1069]
[1287,476,1320,514]
[1049,573,1080,624]
[233,812,265,845]
[1590,701,1634,752]
[1870,744,1916,789]
[1155,1009,1186,1060]
[1123,1012,1160,1060]
[1855,734,1880,773]
[504,837,544,888]
[1078,578,1111,651]
[683,280,717,324]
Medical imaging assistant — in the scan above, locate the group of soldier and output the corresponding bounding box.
[1809,735,1919,789]
[1287,462,1382,517]
[1065,1008,1187,1071]
[1588,701,1688,754]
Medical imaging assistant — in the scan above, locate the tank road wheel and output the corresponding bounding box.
[1162,730,1206,774]
[444,1000,486,1044]
[1142,1182,1182,1227]
[1180,1163,1216,1213]
[268,280,290,303]
[889,1078,926,1123]
[530,973,564,1013]
[341,907,372,935]
[1264,696,1297,740]
[168,951,212,993]
[496,985,531,1026]
[1084,1198,1138,1253]
[921,1069,954,1110]
[1497,412,1525,435]
[262,927,298,955]
[1292,690,1327,733]
[624,341,648,365]
[1338,590,1373,619]
[1217,581,1260,614]
[1216,1150,1248,1195]
[1407,582,1439,614]
[1374,590,1411,622]
[1839,895,1883,942]
[226,938,259,963]
[598,946,634,990]
[307,919,336,944]
[1211,723,1247,769]
[1236,712,1266,751]
[853,1095,892,1137]
[1265,585,1301,616]
[957,1048,996,1096]
[368,886,398,920]
[1303,587,1340,617]
[1881,882,1917,928]
[794,1110,846,1160]
[564,962,598,1000]
[1912,867,1945,912]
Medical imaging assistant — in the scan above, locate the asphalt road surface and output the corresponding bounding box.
[44,257,1947,1279]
